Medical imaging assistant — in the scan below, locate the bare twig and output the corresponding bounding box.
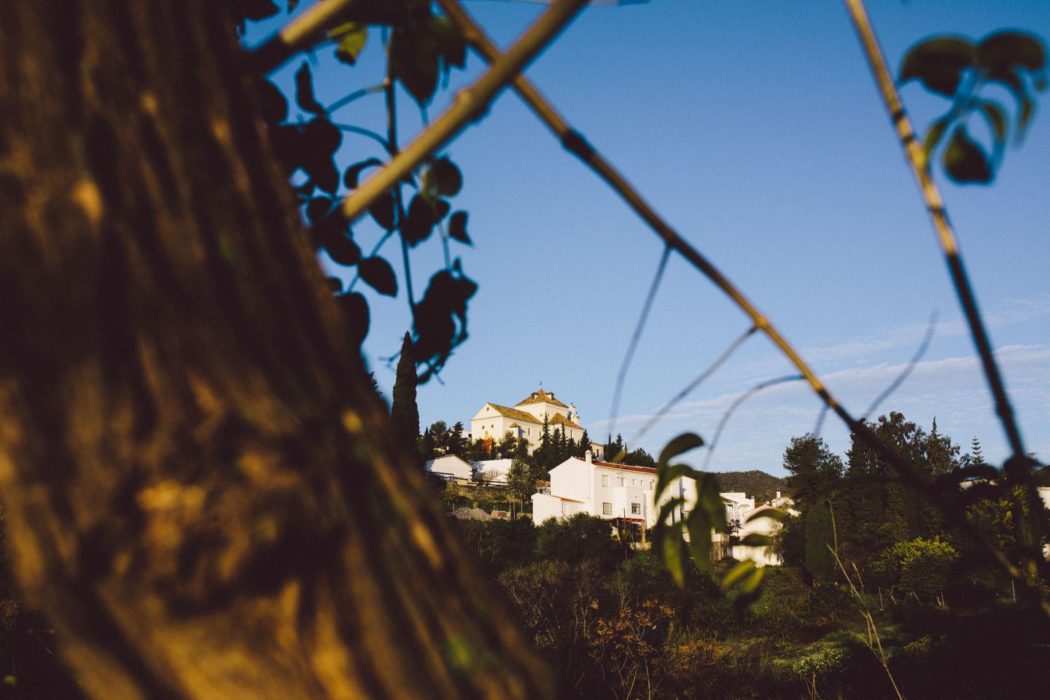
[629,325,756,447]
[861,312,937,421]
[609,246,671,438]
[341,0,591,221]
[703,375,803,471]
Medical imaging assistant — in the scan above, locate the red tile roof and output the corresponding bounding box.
[591,460,656,475]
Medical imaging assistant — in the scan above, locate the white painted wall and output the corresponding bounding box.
[424,455,473,483]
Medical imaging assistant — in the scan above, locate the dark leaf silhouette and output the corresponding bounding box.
[448,211,471,245]
[977,31,1046,73]
[368,190,397,230]
[325,233,361,267]
[424,157,462,197]
[256,79,287,123]
[344,158,383,189]
[402,194,436,246]
[900,36,974,96]
[335,292,370,344]
[359,256,398,296]
[943,126,992,183]
[295,62,326,115]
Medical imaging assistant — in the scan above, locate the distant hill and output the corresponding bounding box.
[711,470,786,503]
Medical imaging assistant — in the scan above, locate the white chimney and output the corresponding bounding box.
[585,450,592,464]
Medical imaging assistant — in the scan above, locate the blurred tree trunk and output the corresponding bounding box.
[0,2,549,697]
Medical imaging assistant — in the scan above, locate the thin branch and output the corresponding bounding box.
[341,0,591,221]
[861,311,937,421]
[703,375,803,471]
[812,403,830,439]
[844,0,1026,461]
[385,67,417,312]
[629,325,756,447]
[251,0,358,74]
[332,123,389,150]
[326,83,386,115]
[608,246,671,439]
[440,0,1050,612]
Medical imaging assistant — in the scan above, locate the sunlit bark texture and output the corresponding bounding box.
[0,2,549,697]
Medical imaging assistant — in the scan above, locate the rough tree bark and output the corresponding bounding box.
[0,2,549,697]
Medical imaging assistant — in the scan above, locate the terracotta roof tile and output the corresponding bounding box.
[550,413,582,430]
[516,389,568,408]
[486,403,541,424]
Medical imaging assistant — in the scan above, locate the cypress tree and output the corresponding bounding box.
[391,332,420,449]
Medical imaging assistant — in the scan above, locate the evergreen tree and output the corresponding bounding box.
[577,429,592,458]
[805,499,839,583]
[390,332,420,450]
[782,434,843,505]
[970,436,986,465]
[448,422,468,457]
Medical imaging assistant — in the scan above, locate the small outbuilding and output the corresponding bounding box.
[424,455,473,483]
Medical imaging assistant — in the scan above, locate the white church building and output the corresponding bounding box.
[468,388,585,453]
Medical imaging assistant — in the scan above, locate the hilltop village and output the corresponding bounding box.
[420,387,791,566]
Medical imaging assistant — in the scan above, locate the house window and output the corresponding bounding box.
[618,477,624,486]
[601,475,608,487]
[602,502,612,515]
[650,480,655,490]
[632,478,637,486]
[631,503,641,515]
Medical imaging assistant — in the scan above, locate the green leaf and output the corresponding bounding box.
[977,31,1046,73]
[329,22,368,65]
[654,497,688,586]
[684,504,713,571]
[449,211,472,245]
[899,36,974,97]
[744,506,787,524]
[720,560,756,591]
[697,473,728,533]
[655,462,699,502]
[294,62,325,115]
[738,534,774,548]
[942,125,992,183]
[359,256,398,296]
[658,432,704,468]
[740,566,766,594]
[424,158,463,198]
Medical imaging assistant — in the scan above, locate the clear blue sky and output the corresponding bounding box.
[252,1,1050,475]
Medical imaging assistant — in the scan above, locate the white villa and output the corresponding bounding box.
[533,453,790,566]
[531,453,671,528]
[469,388,586,453]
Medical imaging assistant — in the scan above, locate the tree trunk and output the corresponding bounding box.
[0,2,549,697]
